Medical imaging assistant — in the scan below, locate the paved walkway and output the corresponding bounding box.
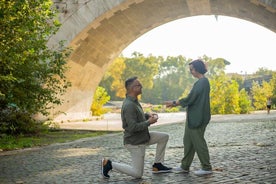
[55,112,187,131]
[56,110,276,131]
[0,111,275,183]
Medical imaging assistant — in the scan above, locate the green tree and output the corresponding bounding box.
[210,74,227,114]
[230,73,244,90]
[204,57,230,77]
[91,87,110,116]
[239,89,252,114]
[100,54,256,115]
[270,72,276,107]
[224,80,241,114]
[251,81,273,110]
[104,57,126,99]
[0,1,71,134]
[254,67,273,76]
[122,52,160,90]
[210,73,250,114]
[146,55,193,103]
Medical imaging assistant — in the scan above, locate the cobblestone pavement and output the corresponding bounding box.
[0,113,275,184]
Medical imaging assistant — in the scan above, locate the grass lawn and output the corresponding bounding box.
[0,129,118,151]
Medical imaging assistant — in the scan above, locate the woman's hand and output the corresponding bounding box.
[164,101,177,108]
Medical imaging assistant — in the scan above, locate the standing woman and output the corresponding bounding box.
[165,59,212,176]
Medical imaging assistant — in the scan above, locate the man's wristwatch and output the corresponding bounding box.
[173,100,176,106]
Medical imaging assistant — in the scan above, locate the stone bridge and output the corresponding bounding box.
[47,0,276,121]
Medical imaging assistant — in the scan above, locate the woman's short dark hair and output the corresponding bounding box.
[189,59,207,74]
[125,76,138,89]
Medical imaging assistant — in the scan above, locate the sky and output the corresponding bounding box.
[122,15,276,74]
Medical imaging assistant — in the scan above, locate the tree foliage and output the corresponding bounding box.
[251,81,273,110]
[210,74,227,114]
[204,57,230,76]
[0,0,71,134]
[122,52,160,89]
[269,72,276,106]
[206,57,248,114]
[105,57,126,98]
[239,89,252,114]
[100,52,160,100]
[100,53,275,114]
[91,86,110,116]
[0,0,71,116]
[100,54,195,104]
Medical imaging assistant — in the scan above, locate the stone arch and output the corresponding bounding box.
[48,0,276,121]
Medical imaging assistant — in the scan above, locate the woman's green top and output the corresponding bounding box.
[179,77,211,128]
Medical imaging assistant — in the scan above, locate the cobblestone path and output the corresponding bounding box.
[0,118,275,183]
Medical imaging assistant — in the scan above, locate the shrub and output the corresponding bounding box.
[144,105,180,113]
[91,87,110,116]
[0,107,48,135]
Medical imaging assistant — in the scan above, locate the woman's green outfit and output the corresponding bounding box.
[178,77,212,171]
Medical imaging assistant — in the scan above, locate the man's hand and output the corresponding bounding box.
[148,113,158,124]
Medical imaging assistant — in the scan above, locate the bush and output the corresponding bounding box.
[0,107,48,135]
[145,105,181,113]
[91,87,110,116]
[164,107,180,113]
